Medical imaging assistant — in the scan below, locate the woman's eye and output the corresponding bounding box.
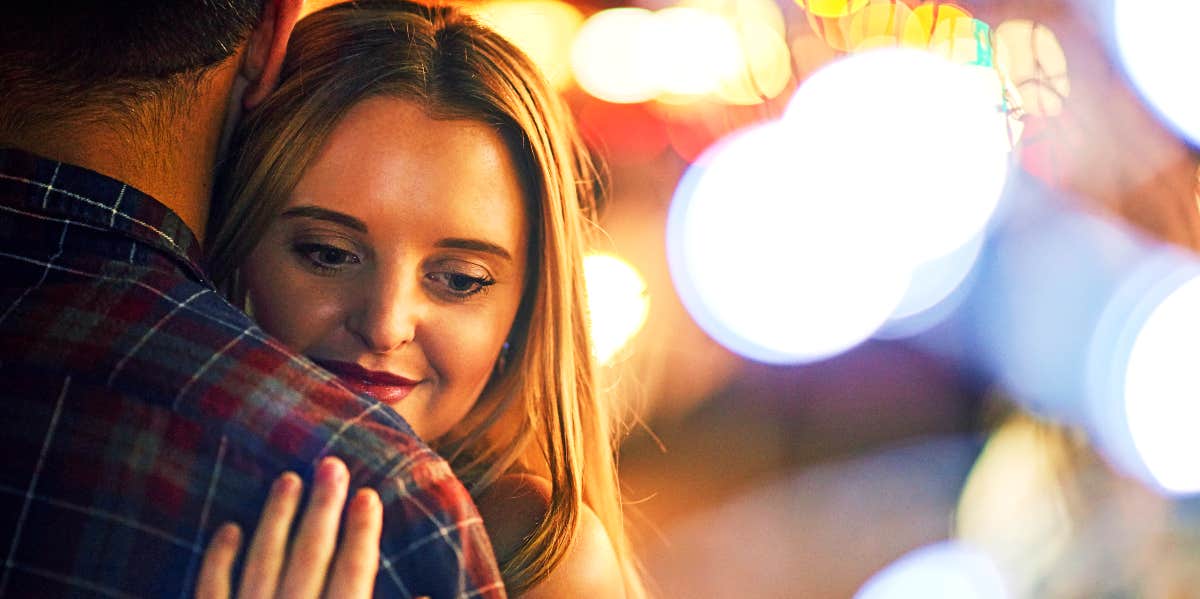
[428,271,495,298]
[293,243,361,272]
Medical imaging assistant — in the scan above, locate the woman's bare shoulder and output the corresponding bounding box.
[475,474,626,598]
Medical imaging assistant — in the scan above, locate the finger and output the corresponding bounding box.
[278,456,350,598]
[323,488,382,598]
[237,471,302,599]
[196,523,241,599]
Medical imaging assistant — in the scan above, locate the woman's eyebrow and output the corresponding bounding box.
[280,205,368,232]
[435,238,512,260]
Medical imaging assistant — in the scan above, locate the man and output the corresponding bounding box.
[0,2,505,597]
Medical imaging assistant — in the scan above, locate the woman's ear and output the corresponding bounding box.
[241,0,304,110]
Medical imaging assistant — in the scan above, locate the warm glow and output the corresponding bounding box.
[570,8,660,103]
[584,254,650,364]
[470,1,585,90]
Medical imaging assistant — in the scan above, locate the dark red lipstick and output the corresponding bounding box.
[314,360,418,405]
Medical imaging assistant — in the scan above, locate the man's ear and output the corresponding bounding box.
[241,0,304,110]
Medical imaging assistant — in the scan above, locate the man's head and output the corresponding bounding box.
[0,0,298,131]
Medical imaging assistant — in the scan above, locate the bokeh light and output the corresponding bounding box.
[782,48,1012,265]
[854,541,1010,599]
[1114,0,1200,146]
[798,0,870,19]
[571,8,660,103]
[843,0,916,52]
[684,0,791,105]
[955,415,1073,597]
[876,231,985,339]
[584,253,651,365]
[714,19,793,105]
[1082,249,1200,493]
[667,121,912,364]
[901,2,973,48]
[994,19,1070,117]
[649,7,743,100]
[1122,269,1200,494]
[470,1,584,90]
[927,17,993,67]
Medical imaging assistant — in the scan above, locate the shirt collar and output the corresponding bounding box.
[0,148,210,284]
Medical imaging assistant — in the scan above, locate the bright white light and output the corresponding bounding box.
[783,49,1012,265]
[876,231,985,338]
[470,1,584,90]
[570,8,660,103]
[854,541,1010,599]
[1114,0,1200,145]
[584,253,650,365]
[1124,273,1200,495]
[667,122,912,364]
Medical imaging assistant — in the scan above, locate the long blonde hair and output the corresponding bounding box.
[206,1,644,596]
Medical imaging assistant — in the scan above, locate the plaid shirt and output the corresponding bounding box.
[0,149,506,599]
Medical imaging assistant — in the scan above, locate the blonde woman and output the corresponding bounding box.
[203,1,645,596]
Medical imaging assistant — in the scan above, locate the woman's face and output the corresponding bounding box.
[241,96,530,441]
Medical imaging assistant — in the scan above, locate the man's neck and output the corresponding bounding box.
[0,64,239,243]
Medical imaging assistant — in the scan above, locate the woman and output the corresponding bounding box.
[204,1,644,596]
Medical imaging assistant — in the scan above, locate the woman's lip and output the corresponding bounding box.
[314,360,419,405]
[313,360,419,386]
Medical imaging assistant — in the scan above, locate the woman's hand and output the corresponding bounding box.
[196,456,383,599]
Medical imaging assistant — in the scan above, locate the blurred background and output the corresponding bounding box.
[323,1,1200,596]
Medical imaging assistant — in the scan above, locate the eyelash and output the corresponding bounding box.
[292,242,361,275]
[292,242,496,299]
[426,271,496,300]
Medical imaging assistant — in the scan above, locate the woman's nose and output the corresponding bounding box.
[346,271,422,353]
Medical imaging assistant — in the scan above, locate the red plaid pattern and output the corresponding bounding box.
[0,149,506,599]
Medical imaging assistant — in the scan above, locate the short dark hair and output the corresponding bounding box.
[0,0,265,120]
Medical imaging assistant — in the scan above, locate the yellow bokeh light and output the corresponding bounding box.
[955,415,1075,596]
[928,17,994,67]
[901,2,973,47]
[584,254,650,365]
[716,21,793,105]
[994,19,1070,117]
[470,1,584,90]
[796,0,869,18]
[844,0,915,51]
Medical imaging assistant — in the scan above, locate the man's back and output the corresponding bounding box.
[0,150,504,598]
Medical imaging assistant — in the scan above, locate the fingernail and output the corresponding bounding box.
[352,487,380,511]
[217,522,241,545]
[316,456,347,486]
[272,471,300,496]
